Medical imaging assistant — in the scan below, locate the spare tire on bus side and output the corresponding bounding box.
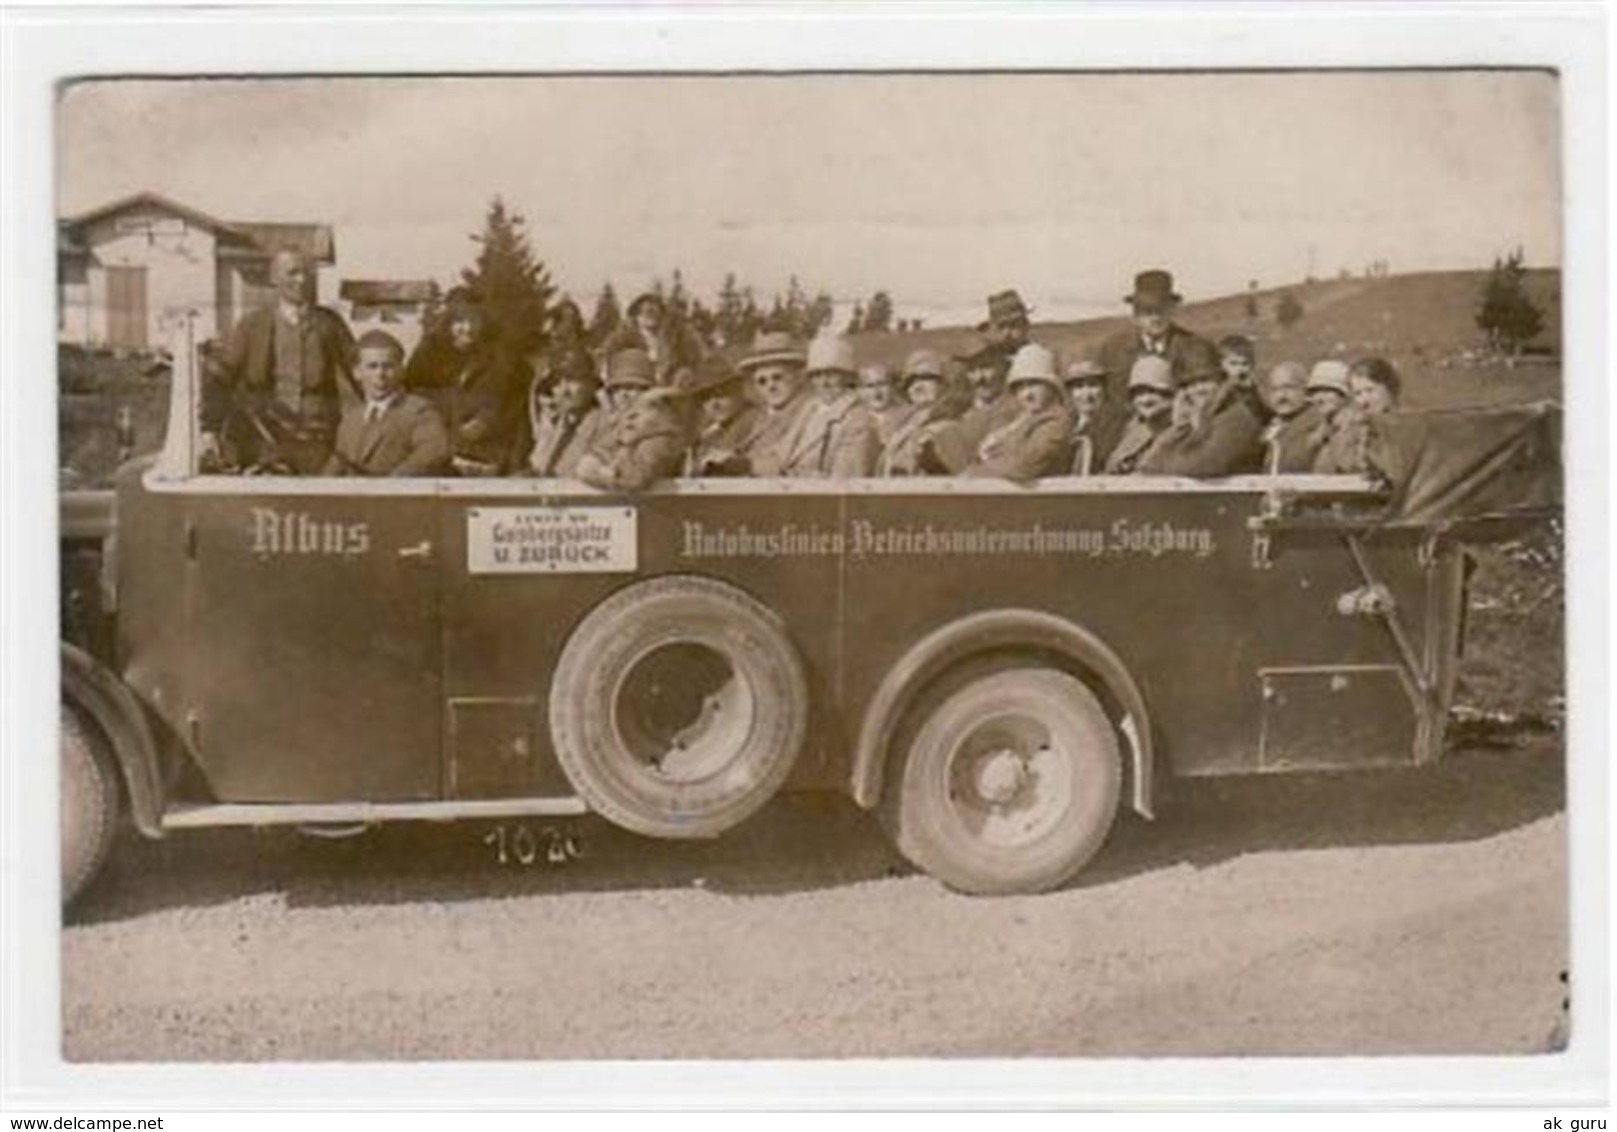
[548,574,810,839]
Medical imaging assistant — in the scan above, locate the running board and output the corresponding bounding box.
[160,797,590,829]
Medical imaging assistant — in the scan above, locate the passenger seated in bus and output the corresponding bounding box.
[857,363,909,446]
[403,296,527,476]
[1303,360,1365,474]
[323,330,450,478]
[525,347,607,478]
[1137,349,1265,477]
[1103,356,1177,474]
[736,331,816,477]
[1316,356,1402,474]
[575,347,689,491]
[1259,361,1327,473]
[1063,358,1109,475]
[878,349,959,476]
[788,333,881,478]
[962,344,1074,484]
[927,340,1019,473]
[674,355,758,477]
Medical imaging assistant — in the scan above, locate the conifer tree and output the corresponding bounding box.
[459,196,554,355]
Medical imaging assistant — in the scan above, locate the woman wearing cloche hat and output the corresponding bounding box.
[961,344,1075,484]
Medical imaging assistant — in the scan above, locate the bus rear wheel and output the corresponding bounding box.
[62,702,119,906]
[883,668,1121,895]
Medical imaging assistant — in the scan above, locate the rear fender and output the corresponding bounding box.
[60,642,164,838]
[850,609,1155,819]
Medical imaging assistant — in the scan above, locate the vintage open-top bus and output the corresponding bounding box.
[58,330,1560,900]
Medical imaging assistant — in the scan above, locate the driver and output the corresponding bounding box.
[199,248,356,475]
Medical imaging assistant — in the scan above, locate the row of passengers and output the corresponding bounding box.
[531,332,1082,485]
[330,324,1403,484]
[1100,342,1404,478]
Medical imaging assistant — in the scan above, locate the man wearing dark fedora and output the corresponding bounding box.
[1092,268,1214,466]
[979,289,1035,356]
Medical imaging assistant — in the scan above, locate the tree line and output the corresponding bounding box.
[432,197,918,358]
[431,196,1546,361]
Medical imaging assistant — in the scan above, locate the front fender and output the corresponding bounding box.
[60,642,164,838]
[850,608,1155,820]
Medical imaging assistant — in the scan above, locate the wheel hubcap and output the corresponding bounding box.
[613,641,754,783]
[948,714,1075,849]
[972,747,1029,805]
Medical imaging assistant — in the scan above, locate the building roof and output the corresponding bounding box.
[340,279,437,305]
[57,191,336,264]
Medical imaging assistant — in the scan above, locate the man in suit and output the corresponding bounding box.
[201,248,356,475]
[963,344,1074,483]
[1259,360,1327,473]
[324,330,449,477]
[733,331,816,477]
[1092,269,1216,459]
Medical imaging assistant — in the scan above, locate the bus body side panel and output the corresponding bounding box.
[836,488,1434,780]
[438,488,850,797]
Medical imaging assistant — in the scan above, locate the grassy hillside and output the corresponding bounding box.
[853,268,1561,412]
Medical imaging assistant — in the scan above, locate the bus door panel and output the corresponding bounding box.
[183,484,444,802]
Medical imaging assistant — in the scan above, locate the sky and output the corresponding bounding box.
[57,71,1561,327]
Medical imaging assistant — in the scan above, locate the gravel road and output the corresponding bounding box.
[62,736,1567,1061]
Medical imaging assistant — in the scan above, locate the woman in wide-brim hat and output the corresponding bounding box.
[674,355,759,477]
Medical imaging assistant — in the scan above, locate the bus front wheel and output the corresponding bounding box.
[62,702,119,906]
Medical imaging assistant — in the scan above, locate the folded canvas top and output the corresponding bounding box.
[1367,401,1561,527]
